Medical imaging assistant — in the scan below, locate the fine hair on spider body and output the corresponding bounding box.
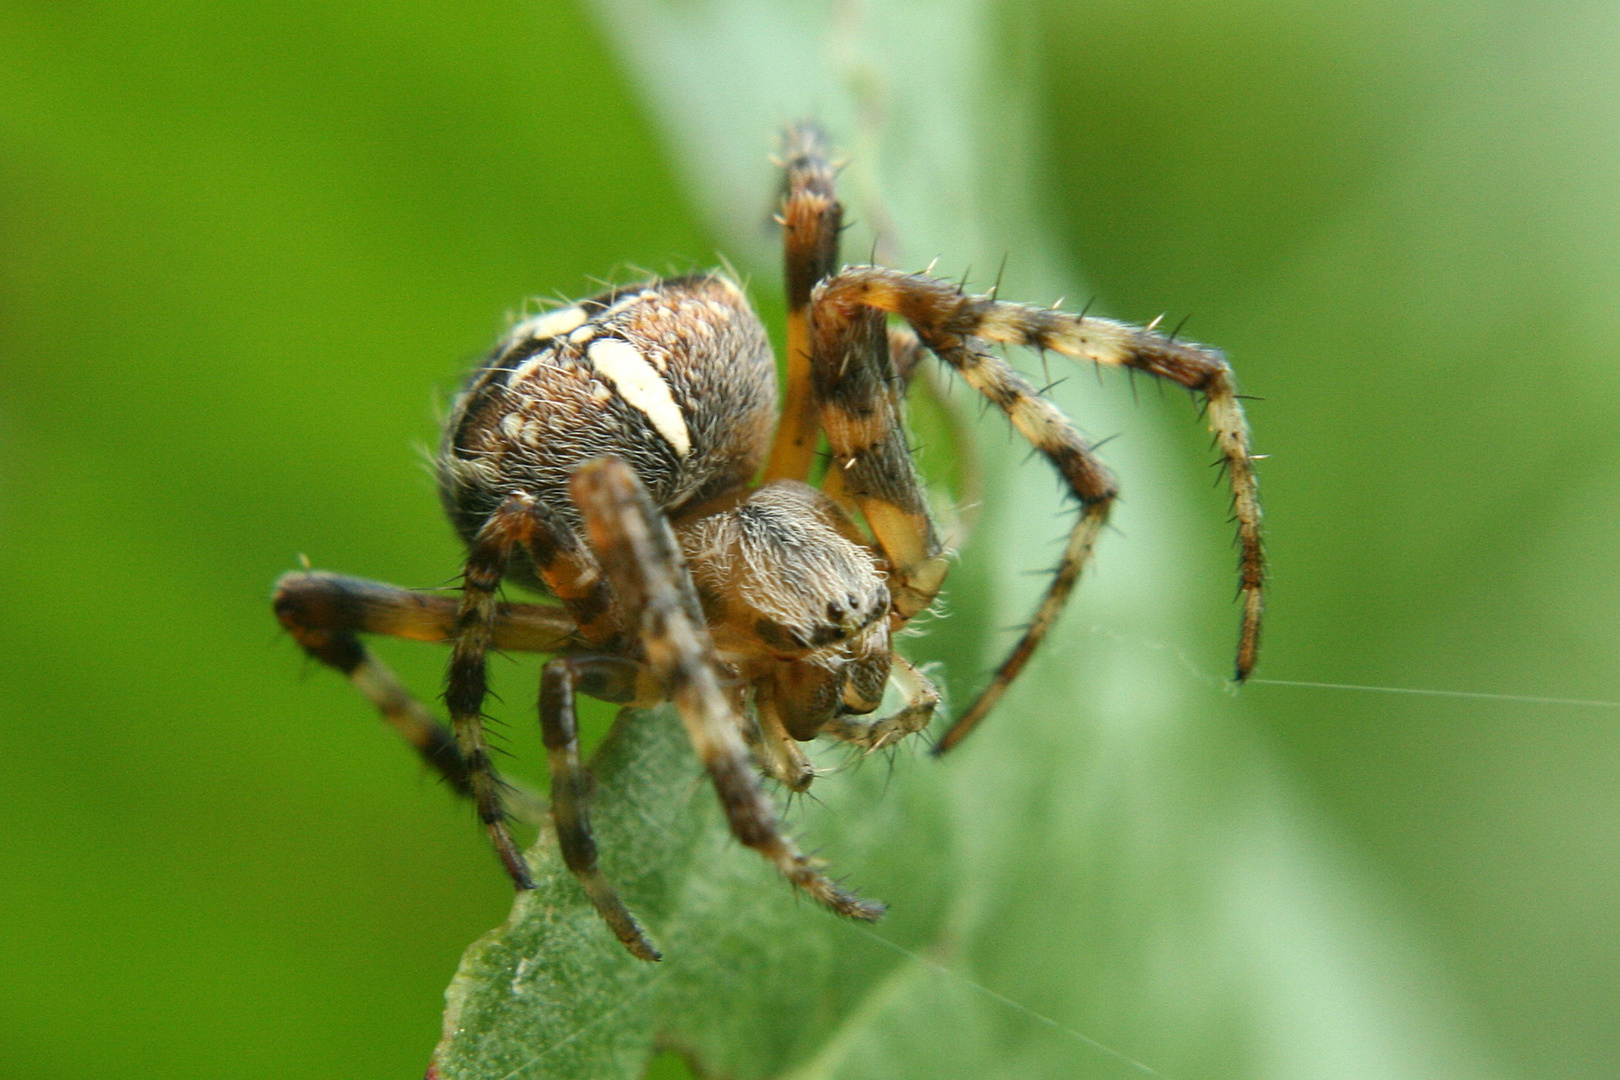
[272,123,1264,961]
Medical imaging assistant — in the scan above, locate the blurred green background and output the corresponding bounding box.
[4,0,1620,1077]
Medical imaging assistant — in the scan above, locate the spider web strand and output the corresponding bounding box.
[1249,678,1620,713]
[844,924,1170,1078]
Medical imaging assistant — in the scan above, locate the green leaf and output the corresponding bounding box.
[432,2,1506,1078]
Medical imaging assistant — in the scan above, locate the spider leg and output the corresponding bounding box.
[570,456,885,921]
[446,491,553,890]
[810,277,1103,751]
[812,266,1264,749]
[514,498,624,649]
[824,655,940,751]
[888,325,927,385]
[831,323,987,558]
[274,570,577,651]
[764,123,842,482]
[924,343,1115,753]
[820,324,932,511]
[272,570,562,821]
[809,296,950,622]
[540,655,662,961]
[275,588,473,799]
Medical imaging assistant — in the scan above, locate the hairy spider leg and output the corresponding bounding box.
[275,575,478,801]
[808,289,951,623]
[514,494,624,649]
[922,342,1116,753]
[812,266,1263,750]
[819,322,927,513]
[570,457,885,921]
[540,655,663,961]
[764,123,842,483]
[444,491,556,890]
[275,570,578,651]
[273,571,571,822]
[762,130,953,746]
[811,269,1120,755]
[442,488,653,888]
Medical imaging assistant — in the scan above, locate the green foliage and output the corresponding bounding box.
[433,698,952,1078]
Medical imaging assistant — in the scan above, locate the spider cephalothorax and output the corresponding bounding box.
[273,125,1264,961]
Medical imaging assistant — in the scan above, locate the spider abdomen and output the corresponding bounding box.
[436,273,776,559]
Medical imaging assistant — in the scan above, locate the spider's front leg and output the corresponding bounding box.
[810,265,1265,752]
[809,302,951,622]
[570,456,886,922]
[820,266,1264,690]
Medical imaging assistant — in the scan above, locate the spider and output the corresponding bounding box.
[273,125,1264,962]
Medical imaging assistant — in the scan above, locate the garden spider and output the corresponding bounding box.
[273,125,1264,962]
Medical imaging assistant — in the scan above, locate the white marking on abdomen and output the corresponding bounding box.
[586,338,692,457]
[511,306,587,342]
